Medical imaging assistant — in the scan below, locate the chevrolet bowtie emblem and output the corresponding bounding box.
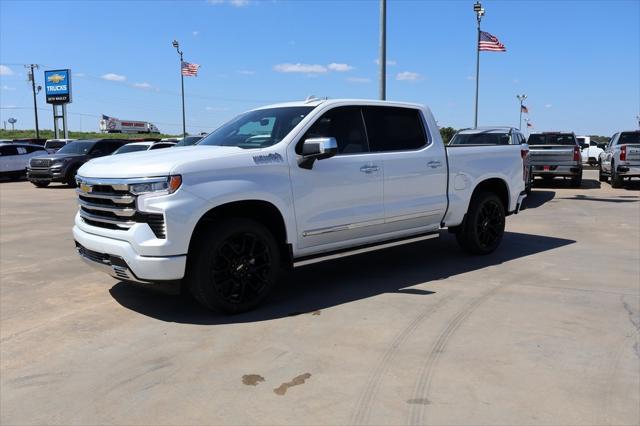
[80,183,92,193]
[47,73,65,84]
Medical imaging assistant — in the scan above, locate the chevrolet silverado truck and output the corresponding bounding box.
[527,132,583,187]
[28,138,129,188]
[73,99,526,313]
[598,130,640,188]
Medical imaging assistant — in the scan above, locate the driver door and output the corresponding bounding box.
[289,106,384,252]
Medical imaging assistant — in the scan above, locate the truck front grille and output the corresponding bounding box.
[30,158,52,168]
[76,178,166,239]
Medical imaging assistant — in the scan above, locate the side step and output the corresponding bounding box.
[293,231,440,268]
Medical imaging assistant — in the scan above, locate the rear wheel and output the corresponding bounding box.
[188,218,281,313]
[456,192,505,255]
[611,162,623,188]
[570,171,583,188]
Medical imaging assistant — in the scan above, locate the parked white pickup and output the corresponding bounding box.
[73,99,527,313]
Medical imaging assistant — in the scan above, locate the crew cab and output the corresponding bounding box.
[527,132,583,187]
[0,142,47,179]
[28,138,129,188]
[449,127,532,194]
[598,130,640,187]
[72,99,527,313]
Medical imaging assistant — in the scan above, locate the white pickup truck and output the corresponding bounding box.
[73,99,526,313]
[598,130,640,187]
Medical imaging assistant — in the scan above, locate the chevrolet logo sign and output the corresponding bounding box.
[80,183,92,193]
[47,73,65,84]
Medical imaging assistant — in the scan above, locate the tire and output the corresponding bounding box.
[187,218,281,313]
[598,161,607,182]
[525,168,533,195]
[570,171,583,188]
[611,162,623,188]
[65,168,79,187]
[456,192,505,255]
[31,181,50,188]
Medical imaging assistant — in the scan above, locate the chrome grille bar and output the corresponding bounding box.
[78,199,136,217]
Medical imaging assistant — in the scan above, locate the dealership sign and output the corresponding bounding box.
[44,69,72,104]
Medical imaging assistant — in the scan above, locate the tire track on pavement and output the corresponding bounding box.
[407,283,505,426]
[351,295,452,426]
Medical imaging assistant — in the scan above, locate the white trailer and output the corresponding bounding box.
[99,115,160,134]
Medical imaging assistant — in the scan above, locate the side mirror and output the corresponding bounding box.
[298,137,338,169]
[579,143,588,149]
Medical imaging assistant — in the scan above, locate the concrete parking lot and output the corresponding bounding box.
[1,170,639,426]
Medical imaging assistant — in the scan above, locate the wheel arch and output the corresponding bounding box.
[470,177,510,213]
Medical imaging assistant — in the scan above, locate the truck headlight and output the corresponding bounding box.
[129,175,182,195]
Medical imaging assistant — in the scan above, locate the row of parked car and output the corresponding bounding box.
[449,128,640,189]
[0,136,204,186]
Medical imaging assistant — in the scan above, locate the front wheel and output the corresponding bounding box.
[31,181,50,188]
[456,192,505,255]
[65,168,79,187]
[187,218,281,313]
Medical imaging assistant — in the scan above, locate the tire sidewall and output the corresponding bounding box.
[189,218,281,313]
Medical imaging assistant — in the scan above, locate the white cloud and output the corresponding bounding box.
[0,65,14,76]
[206,106,230,112]
[374,59,397,66]
[327,63,354,72]
[208,0,249,6]
[237,70,255,75]
[396,71,422,81]
[545,104,553,109]
[274,63,327,74]
[1,85,15,90]
[101,73,126,82]
[346,77,371,84]
[133,82,152,89]
[192,31,200,36]
[74,72,86,77]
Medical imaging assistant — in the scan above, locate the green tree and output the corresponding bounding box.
[439,127,457,144]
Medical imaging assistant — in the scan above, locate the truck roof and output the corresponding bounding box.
[456,127,519,134]
[254,98,426,111]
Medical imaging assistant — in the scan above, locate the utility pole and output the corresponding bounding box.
[172,40,186,138]
[473,2,485,128]
[379,0,386,100]
[516,94,527,129]
[26,64,41,139]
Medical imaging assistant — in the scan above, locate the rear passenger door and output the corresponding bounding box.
[0,145,19,172]
[362,106,447,232]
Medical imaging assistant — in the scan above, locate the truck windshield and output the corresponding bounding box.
[56,141,94,155]
[113,144,150,154]
[199,106,315,149]
[45,141,66,150]
[450,132,510,145]
[528,134,576,145]
[619,132,640,145]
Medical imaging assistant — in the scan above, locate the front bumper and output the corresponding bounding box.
[531,165,581,177]
[73,225,186,282]
[27,167,64,182]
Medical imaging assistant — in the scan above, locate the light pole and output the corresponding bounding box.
[26,64,41,139]
[473,2,485,128]
[172,39,186,138]
[379,0,386,100]
[517,94,527,130]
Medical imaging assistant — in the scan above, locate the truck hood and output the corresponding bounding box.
[77,146,245,178]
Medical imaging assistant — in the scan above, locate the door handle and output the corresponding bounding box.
[427,160,442,168]
[360,165,379,174]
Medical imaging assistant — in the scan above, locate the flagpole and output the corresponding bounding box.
[473,2,484,128]
[517,94,527,130]
[172,39,187,138]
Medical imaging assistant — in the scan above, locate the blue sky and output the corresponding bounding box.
[1,0,638,136]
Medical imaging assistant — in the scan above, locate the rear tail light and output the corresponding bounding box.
[620,145,627,161]
[573,146,580,162]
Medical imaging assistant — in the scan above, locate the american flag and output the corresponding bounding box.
[521,105,529,113]
[527,121,533,128]
[181,61,200,77]
[479,31,506,52]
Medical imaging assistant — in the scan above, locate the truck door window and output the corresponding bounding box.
[0,146,19,156]
[298,106,368,155]
[362,106,428,152]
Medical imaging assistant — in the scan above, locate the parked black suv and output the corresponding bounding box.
[27,139,129,187]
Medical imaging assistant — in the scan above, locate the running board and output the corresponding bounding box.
[293,232,440,268]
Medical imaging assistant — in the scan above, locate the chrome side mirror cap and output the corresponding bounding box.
[298,137,338,169]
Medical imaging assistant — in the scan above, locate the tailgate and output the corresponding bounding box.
[529,145,575,165]
[625,144,640,162]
